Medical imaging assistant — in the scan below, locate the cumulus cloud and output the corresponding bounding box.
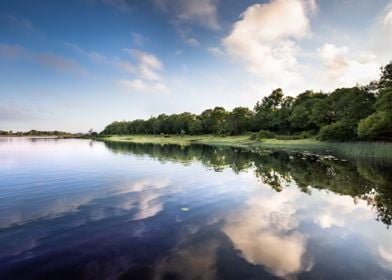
[118,79,170,94]
[383,8,392,26]
[222,0,392,95]
[0,43,87,75]
[371,3,392,60]
[124,48,164,81]
[154,0,220,30]
[223,0,314,88]
[318,43,380,89]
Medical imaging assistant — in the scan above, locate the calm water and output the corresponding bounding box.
[1,138,392,280]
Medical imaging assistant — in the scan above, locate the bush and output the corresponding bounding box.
[318,121,357,142]
[299,131,314,139]
[250,130,275,140]
[357,111,392,141]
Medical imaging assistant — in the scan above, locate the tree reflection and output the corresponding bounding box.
[104,141,392,227]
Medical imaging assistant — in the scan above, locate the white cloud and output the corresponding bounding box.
[222,0,392,96]
[383,5,392,26]
[118,49,170,93]
[118,79,170,94]
[154,0,220,30]
[124,48,164,81]
[318,43,380,89]
[371,3,392,60]
[223,0,314,90]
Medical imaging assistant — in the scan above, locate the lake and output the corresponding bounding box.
[0,137,392,280]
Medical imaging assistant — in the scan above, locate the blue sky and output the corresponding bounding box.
[0,0,391,132]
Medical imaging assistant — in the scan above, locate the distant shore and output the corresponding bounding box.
[0,135,80,139]
[99,134,392,162]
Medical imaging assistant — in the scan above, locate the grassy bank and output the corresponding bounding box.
[101,134,319,147]
[100,134,392,161]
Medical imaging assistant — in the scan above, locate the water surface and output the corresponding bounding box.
[0,137,392,279]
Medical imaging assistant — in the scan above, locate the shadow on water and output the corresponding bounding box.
[104,141,392,228]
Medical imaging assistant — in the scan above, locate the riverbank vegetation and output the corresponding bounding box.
[101,62,392,142]
[0,130,77,137]
[102,134,392,162]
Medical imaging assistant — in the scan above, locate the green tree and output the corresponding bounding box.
[318,121,357,141]
[378,61,392,90]
[200,107,228,134]
[290,91,326,132]
[225,107,254,135]
[189,119,203,135]
[254,88,284,131]
[358,89,392,140]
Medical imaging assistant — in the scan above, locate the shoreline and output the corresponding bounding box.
[99,135,392,162]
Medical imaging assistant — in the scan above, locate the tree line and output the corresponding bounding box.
[0,130,75,137]
[101,62,392,141]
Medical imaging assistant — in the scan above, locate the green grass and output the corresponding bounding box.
[101,134,317,147]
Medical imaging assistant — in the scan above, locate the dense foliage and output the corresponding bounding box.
[102,62,392,141]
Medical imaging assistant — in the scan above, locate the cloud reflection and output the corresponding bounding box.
[223,189,312,278]
[379,245,392,270]
[0,178,172,259]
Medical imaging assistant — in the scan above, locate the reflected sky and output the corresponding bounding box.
[0,138,392,279]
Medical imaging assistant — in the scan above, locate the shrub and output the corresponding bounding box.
[250,130,275,140]
[249,133,257,140]
[357,111,392,141]
[298,131,313,139]
[318,121,357,142]
[258,130,275,139]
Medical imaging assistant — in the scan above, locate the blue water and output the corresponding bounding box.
[0,137,391,279]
